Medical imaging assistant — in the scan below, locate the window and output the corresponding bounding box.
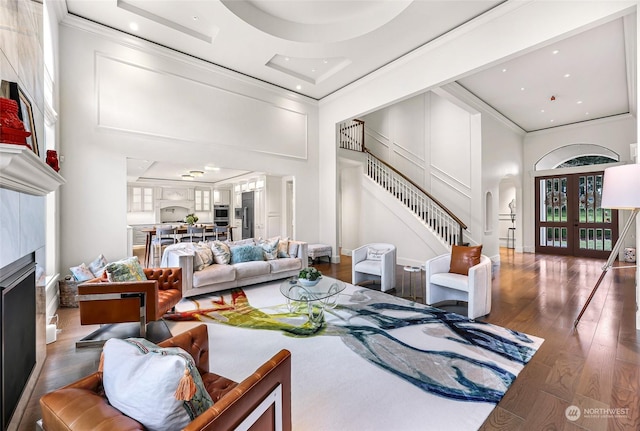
[195,189,211,211]
[130,187,154,212]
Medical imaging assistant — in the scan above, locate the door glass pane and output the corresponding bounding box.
[561,178,567,221]
[595,228,603,250]
[595,174,603,222]
[578,176,586,222]
[588,228,594,249]
[604,229,612,251]
[554,227,560,247]
[540,227,546,246]
[587,175,596,223]
[561,228,568,248]
[579,228,586,249]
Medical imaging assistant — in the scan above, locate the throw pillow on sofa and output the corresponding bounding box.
[258,237,279,260]
[230,244,265,263]
[102,337,214,431]
[277,238,290,258]
[211,241,231,265]
[69,263,94,282]
[193,243,214,271]
[88,254,108,278]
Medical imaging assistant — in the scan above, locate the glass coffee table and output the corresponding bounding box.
[279,276,346,327]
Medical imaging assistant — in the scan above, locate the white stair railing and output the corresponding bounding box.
[339,119,466,247]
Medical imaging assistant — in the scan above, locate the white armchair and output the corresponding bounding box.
[425,253,492,320]
[352,243,396,292]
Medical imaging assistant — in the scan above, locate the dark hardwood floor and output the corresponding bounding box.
[20,249,640,430]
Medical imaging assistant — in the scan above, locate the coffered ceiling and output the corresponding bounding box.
[59,1,636,183]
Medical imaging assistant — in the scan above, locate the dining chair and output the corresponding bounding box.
[152,227,177,266]
[213,225,228,241]
[180,225,205,243]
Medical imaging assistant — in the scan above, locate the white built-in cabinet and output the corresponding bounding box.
[213,189,230,205]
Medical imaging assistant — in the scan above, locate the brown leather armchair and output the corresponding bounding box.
[76,267,183,347]
[39,324,292,431]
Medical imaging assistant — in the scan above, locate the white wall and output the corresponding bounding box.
[58,19,320,271]
[522,115,637,252]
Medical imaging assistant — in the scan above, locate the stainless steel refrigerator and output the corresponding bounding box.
[241,191,254,239]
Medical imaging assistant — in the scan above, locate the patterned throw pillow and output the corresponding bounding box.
[230,245,265,264]
[88,254,108,277]
[102,338,214,431]
[104,256,147,282]
[70,263,95,282]
[192,244,214,271]
[367,247,389,261]
[211,241,231,265]
[258,237,279,260]
[277,238,290,258]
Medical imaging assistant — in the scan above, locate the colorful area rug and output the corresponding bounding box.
[165,281,543,430]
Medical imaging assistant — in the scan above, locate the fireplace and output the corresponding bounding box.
[0,253,36,429]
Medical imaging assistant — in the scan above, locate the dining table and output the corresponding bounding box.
[142,225,235,267]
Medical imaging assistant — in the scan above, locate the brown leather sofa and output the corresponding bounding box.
[76,267,183,346]
[39,324,292,431]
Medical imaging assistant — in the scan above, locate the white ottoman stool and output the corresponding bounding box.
[308,243,332,263]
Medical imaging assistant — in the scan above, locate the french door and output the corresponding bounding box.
[535,172,618,258]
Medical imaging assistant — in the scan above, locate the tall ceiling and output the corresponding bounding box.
[61,0,636,183]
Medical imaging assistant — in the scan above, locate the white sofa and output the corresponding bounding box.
[163,239,308,298]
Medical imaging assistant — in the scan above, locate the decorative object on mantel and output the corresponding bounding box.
[0,97,31,146]
[0,143,66,196]
[184,213,198,225]
[46,150,60,172]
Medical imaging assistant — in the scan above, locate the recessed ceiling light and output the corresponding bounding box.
[192,16,199,21]
[284,57,290,61]
[311,68,316,72]
[323,59,328,64]
[205,166,220,171]
[296,84,302,90]
[520,87,525,91]
[564,73,571,78]
[129,22,139,31]
[577,101,583,104]
[541,109,545,113]
[585,112,590,115]
[502,68,507,73]
[552,50,559,54]
[550,119,555,123]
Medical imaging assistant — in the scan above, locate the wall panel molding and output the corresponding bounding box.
[95,53,308,159]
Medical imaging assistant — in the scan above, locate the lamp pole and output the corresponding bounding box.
[574,208,639,328]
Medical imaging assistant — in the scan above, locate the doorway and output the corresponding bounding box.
[535,172,618,258]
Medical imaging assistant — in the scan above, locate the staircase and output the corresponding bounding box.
[339,119,467,247]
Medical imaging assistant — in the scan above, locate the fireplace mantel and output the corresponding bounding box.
[0,143,65,196]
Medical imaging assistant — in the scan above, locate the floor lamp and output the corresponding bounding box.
[574,164,640,328]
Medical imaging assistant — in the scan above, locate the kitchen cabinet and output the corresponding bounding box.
[213,189,230,205]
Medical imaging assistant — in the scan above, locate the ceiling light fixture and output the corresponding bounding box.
[564,73,571,78]
[502,68,507,72]
[190,170,204,177]
[129,22,139,31]
[552,50,559,54]
[296,84,302,90]
[182,174,194,181]
[577,101,583,104]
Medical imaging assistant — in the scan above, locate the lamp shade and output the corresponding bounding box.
[601,164,640,209]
